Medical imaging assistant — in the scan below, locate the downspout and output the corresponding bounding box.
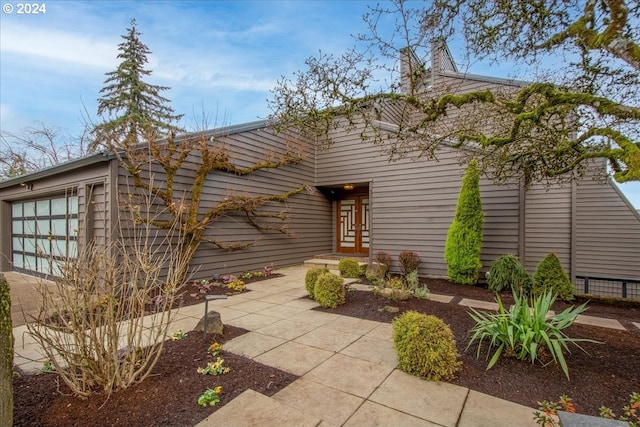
[570,180,577,283]
[518,180,526,269]
[368,180,373,266]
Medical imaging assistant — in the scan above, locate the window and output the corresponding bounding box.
[11,193,78,276]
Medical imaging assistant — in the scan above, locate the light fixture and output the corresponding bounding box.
[343,184,354,190]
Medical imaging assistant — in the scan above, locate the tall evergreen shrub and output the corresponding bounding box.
[444,159,484,285]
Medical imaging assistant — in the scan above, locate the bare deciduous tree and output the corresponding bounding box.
[0,122,91,180]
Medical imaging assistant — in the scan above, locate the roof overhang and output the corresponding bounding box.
[0,152,116,190]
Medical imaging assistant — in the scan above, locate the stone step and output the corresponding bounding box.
[194,389,322,427]
[304,258,368,270]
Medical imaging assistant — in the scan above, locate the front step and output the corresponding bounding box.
[304,258,369,271]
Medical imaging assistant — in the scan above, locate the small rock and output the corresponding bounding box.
[194,311,224,335]
[378,306,400,313]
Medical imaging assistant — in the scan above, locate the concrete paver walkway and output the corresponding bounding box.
[190,267,539,427]
[9,265,637,426]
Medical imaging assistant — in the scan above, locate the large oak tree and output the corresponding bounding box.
[268,0,639,185]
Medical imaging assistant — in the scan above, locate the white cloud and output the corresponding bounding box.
[0,22,117,71]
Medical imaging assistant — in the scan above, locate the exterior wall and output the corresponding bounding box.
[574,178,640,298]
[523,183,573,274]
[316,125,521,277]
[0,160,113,274]
[116,123,332,280]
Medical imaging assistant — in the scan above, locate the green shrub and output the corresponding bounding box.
[399,251,421,276]
[314,272,345,309]
[414,286,430,299]
[487,254,532,293]
[392,311,461,381]
[532,253,574,301]
[405,270,420,290]
[338,258,361,278]
[305,267,329,299]
[376,252,392,277]
[444,159,484,285]
[386,277,404,289]
[365,264,384,286]
[467,291,592,379]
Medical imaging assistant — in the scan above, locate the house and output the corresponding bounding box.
[1,43,639,300]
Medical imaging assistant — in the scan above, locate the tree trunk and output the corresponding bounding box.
[0,274,14,427]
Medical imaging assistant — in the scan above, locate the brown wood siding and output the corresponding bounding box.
[575,178,640,283]
[317,125,520,277]
[523,184,573,274]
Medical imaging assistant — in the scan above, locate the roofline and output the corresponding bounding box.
[0,152,117,190]
[178,120,269,141]
[441,69,529,88]
[0,120,272,190]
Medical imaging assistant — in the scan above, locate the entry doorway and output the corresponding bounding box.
[337,196,369,255]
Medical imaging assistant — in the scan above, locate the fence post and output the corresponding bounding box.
[583,276,589,294]
[622,281,627,299]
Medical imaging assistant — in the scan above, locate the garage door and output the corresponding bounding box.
[11,194,78,276]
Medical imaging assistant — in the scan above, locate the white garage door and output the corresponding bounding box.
[11,194,78,276]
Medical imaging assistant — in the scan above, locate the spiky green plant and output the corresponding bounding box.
[467,291,594,379]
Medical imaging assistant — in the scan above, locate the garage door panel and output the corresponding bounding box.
[11,194,78,277]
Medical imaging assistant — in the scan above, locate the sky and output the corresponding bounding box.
[1,0,639,208]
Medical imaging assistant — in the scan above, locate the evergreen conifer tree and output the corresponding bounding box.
[444,159,484,284]
[93,19,183,151]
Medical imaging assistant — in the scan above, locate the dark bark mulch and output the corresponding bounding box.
[319,278,640,417]
[13,325,297,427]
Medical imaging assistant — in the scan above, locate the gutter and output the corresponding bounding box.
[0,151,116,190]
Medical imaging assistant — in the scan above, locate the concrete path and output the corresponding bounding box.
[191,267,539,427]
[8,266,638,426]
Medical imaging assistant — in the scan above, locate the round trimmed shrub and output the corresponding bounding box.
[392,311,461,381]
[487,254,532,293]
[314,272,345,309]
[532,253,574,301]
[305,267,329,299]
[338,258,361,278]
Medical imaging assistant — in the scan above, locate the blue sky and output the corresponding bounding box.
[1,0,639,208]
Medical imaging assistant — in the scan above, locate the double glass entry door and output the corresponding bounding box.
[337,196,369,255]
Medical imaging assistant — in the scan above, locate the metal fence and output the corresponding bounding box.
[575,275,640,300]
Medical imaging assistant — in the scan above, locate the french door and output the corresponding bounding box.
[337,196,369,255]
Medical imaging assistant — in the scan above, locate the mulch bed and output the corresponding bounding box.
[13,325,297,427]
[317,278,640,417]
